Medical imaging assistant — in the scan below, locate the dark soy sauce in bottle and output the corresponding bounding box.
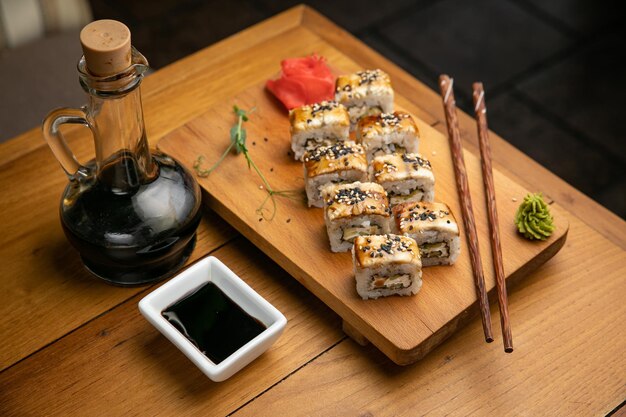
[61,150,202,285]
[42,20,202,285]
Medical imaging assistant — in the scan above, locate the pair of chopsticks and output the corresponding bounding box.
[439,75,513,353]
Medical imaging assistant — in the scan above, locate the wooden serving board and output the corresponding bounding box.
[158,82,568,365]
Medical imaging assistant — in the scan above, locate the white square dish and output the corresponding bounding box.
[138,256,287,382]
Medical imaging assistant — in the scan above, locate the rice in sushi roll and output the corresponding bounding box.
[356,111,419,160]
[370,152,434,206]
[322,181,391,253]
[289,100,350,160]
[303,142,368,208]
[392,201,460,266]
[352,234,422,300]
[335,69,394,130]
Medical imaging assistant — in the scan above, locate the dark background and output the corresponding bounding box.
[3,0,623,217]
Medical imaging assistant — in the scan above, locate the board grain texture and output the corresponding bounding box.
[158,81,568,364]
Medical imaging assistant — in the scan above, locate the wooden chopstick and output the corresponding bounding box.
[438,74,494,343]
[472,82,513,353]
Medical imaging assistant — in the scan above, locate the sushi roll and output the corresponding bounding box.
[356,111,420,160]
[289,100,350,160]
[303,142,368,208]
[370,152,435,206]
[352,234,422,300]
[322,181,392,253]
[335,69,394,130]
[392,201,460,266]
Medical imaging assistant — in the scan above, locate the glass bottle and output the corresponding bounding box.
[42,20,202,286]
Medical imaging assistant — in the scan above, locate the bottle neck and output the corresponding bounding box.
[78,48,155,193]
[88,88,155,193]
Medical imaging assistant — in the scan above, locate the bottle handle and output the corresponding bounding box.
[42,107,94,181]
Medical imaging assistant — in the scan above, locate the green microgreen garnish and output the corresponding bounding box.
[193,105,298,220]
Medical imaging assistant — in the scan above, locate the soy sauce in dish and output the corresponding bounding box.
[162,282,266,364]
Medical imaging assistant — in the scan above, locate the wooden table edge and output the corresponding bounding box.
[0,6,307,168]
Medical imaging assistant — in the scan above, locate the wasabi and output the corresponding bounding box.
[514,193,555,240]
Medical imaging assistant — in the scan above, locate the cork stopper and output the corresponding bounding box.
[80,20,132,77]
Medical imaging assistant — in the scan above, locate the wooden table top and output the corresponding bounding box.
[0,6,624,416]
